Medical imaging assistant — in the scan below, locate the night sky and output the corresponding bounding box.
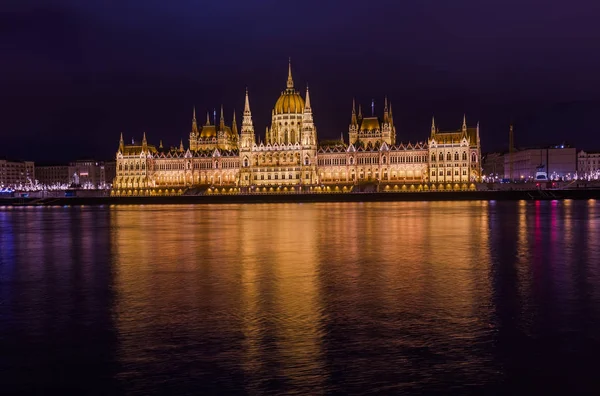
[3,0,600,163]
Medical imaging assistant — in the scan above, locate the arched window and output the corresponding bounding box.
[462,152,467,161]
[454,152,459,161]
[304,156,310,165]
[447,152,451,161]
[471,153,477,162]
[439,152,444,161]
[382,156,387,164]
[431,153,436,162]
[350,157,354,165]
[243,157,249,167]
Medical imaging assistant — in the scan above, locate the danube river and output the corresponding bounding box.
[1,201,599,395]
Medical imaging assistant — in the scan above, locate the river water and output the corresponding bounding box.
[1,201,599,395]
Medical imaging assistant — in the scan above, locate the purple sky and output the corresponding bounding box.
[2,0,600,162]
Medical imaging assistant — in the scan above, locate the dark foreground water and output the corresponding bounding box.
[1,201,599,395]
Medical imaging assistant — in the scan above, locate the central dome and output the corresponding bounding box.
[274,90,305,115]
[273,59,305,115]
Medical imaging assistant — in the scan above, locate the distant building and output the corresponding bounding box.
[504,146,577,180]
[69,160,114,188]
[35,165,70,186]
[482,152,505,180]
[577,151,600,178]
[102,161,116,188]
[0,159,35,188]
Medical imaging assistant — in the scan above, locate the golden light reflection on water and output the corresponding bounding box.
[1,201,600,393]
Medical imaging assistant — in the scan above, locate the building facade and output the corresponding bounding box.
[577,150,600,179]
[112,62,482,196]
[35,165,70,187]
[504,147,577,180]
[481,152,505,180]
[0,160,35,188]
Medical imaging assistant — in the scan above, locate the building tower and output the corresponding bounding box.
[301,85,316,147]
[189,106,199,151]
[349,99,358,145]
[240,88,255,149]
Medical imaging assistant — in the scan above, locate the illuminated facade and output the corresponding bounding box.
[577,150,600,179]
[0,159,35,188]
[112,62,482,195]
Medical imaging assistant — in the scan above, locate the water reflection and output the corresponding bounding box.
[0,201,599,394]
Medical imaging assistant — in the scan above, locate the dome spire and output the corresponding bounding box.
[287,57,294,89]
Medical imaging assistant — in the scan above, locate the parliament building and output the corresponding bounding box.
[112,62,482,196]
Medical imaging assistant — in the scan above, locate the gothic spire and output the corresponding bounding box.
[192,106,198,133]
[179,139,184,152]
[241,88,255,141]
[351,98,357,125]
[220,104,225,130]
[244,87,251,114]
[304,85,311,111]
[462,114,467,132]
[358,104,363,120]
[206,111,210,126]
[232,110,238,135]
[119,132,124,152]
[431,116,436,137]
[286,57,294,89]
[383,96,389,123]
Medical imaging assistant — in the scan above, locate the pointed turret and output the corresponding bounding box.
[206,111,211,126]
[351,98,358,126]
[232,110,238,135]
[301,85,315,146]
[159,140,163,149]
[462,114,467,132]
[219,105,225,131]
[142,132,148,151]
[383,96,389,123]
[240,88,255,148]
[192,106,198,133]
[371,99,375,117]
[286,57,294,89]
[179,139,184,152]
[431,116,436,137]
[358,104,363,121]
[119,132,124,152]
[304,85,311,111]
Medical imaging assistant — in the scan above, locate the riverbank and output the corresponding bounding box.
[1,188,599,206]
